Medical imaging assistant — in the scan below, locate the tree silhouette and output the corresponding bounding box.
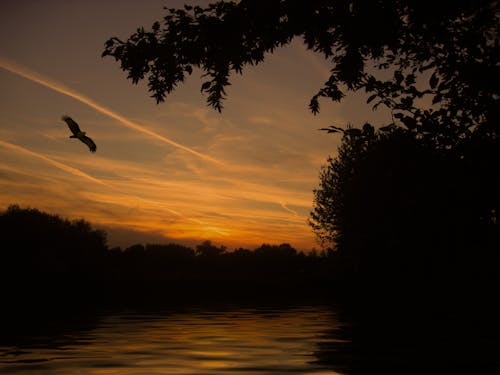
[0,205,107,285]
[310,125,499,283]
[3,202,496,302]
[0,206,328,290]
[195,240,227,257]
[103,0,498,138]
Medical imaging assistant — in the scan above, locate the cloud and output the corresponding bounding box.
[0,57,222,165]
[279,201,300,216]
[0,139,111,187]
[0,48,330,250]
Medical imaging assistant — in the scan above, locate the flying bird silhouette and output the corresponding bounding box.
[61,115,96,152]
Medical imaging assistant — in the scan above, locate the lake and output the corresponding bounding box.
[1,300,498,374]
[0,304,345,375]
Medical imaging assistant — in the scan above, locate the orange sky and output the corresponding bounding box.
[0,0,390,250]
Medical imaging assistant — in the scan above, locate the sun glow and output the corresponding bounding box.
[0,44,326,250]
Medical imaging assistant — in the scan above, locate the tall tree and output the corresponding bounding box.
[310,124,499,279]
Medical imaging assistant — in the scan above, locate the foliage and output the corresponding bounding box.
[103,0,498,139]
[310,123,380,248]
[0,205,107,276]
[195,240,227,257]
[310,125,499,278]
[2,204,496,296]
[1,205,335,287]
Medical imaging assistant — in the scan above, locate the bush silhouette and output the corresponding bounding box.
[1,205,107,284]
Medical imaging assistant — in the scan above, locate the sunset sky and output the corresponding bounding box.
[0,0,390,250]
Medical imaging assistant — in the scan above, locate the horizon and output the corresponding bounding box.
[1,203,322,251]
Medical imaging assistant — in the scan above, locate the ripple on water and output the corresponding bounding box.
[0,305,343,375]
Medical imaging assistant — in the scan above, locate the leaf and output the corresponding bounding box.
[319,125,344,134]
[200,81,211,92]
[379,124,393,132]
[320,127,340,133]
[429,72,438,89]
[394,70,404,85]
[405,74,416,85]
[309,96,320,114]
[432,94,442,105]
[401,116,417,130]
[366,94,377,104]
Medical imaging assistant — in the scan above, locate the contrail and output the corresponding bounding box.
[0,139,199,222]
[0,139,111,187]
[279,201,300,216]
[0,57,222,165]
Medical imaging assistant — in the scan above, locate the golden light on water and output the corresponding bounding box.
[0,307,342,374]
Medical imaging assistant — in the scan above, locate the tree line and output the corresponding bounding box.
[0,205,338,292]
[2,199,497,297]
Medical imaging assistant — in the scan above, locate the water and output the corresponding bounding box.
[2,301,499,375]
[0,305,345,375]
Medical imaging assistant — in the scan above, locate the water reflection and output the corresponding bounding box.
[0,305,345,375]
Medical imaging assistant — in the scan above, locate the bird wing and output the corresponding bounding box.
[62,115,81,135]
[79,135,97,153]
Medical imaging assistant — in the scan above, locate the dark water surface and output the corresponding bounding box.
[1,304,345,375]
[1,299,499,375]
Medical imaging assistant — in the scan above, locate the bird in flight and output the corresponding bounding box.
[61,115,97,152]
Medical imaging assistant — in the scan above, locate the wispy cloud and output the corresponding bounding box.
[0,49,328,250]
[0,139,111,187]
[279,201,300,217]
[0,57,222,165]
